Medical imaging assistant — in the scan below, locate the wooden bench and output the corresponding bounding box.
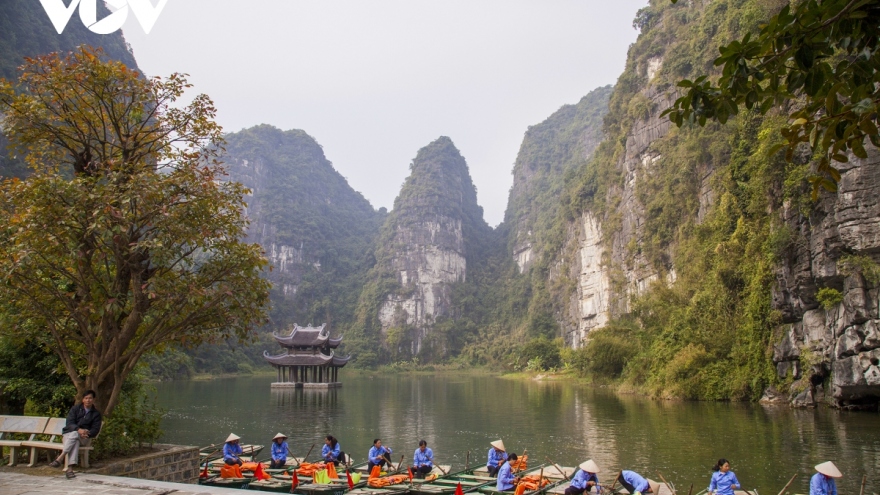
[21,417,98,468]
[0,416,49,466]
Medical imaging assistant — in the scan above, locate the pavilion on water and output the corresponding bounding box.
[263,324,351,388]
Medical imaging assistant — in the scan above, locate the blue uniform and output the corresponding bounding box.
[810,473,837,495]
[709,471,739,495]
[571,470,600,490]
[487,448,508,468]
[414,447,434,467]
[271,441,289,462]
[323,443,341,461]
[497,461,516,491]
[223,442,243,463]
[620,471,650,493]
[369,445,392,464]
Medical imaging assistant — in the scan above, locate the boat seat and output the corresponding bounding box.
[0,416,50,467]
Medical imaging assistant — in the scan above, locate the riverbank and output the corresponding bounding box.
[0,471,236,494]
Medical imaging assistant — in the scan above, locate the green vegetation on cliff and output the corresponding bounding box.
[561,0,809,399]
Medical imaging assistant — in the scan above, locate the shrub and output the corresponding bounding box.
[518,338,562,371]
[582,328,636,378]
[93,372,164,460]
[816,287,843,310]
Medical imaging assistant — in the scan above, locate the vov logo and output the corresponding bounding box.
[40,0,170,35]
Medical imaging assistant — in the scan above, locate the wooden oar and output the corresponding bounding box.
[435,462,448,475]
[656,471,676,495]
[466,450,470,471]
[544,457,567,479]
[607,470,622,494]
[395,455,405,473]
[776,473,797,495]
[860,474,867,495]
[686,484,693,495]
[302,443,316,465]
[513,450,528,473]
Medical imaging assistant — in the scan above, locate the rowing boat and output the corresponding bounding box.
[408,467,496,495]
[251,461,371,494]
[476,464,572,495]
[199,443,265,463]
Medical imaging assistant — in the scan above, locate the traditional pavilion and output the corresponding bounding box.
[264,323,350,388]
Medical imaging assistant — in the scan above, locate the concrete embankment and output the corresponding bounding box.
[0,471,239,494]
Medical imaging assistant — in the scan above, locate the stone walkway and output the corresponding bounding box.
[0,472,239,495]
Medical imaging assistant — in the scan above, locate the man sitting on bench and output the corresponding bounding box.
[49,390,102,479]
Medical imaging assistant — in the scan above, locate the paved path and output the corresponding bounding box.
[0,472,239,495]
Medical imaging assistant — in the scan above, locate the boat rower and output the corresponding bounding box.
[368,438,394,471]
[412,440,434,479]
[616,470,659,495]
[270,433,290,469]
[810,461,842,495]
[323,435,345,466]
[223,433,244,466]
[496,453,521,492]
[487,439,508,477]
[566,460,601,495]
[708,458,740,495]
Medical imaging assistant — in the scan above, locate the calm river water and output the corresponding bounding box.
[155,374,878,494]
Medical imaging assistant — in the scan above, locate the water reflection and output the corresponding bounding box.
[156,374,878,494]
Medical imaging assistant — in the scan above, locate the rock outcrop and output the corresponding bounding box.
[224,125,382,330]
[771,149,880,408]
[373,137,490,354]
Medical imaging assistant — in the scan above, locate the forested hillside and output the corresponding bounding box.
[0,0,138,179]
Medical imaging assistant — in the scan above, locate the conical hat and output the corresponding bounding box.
[226,433,240,443]
[814,461,842,478]
[273,432,288,441]
[648,479,661,494]
[490,440,505,451]
[579,460,600,473]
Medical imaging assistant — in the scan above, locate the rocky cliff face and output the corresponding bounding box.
[771,149,880,408]
[373,137,489,355]
[224,125,382,331]
[506,86,612,275]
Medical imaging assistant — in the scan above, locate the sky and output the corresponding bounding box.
[121,1,647,226]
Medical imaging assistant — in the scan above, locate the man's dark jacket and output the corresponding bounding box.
[62,403,102,437]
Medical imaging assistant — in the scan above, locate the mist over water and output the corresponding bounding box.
[156,374,878,494]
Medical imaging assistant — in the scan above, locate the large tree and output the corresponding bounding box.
[0,48,271,415]
[662,0,880,198]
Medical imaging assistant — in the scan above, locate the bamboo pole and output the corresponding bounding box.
[656,471,676,495]
[776,473,798,495]
[302,443,316,466]
[544,457,567,479]
[860,474,867,495]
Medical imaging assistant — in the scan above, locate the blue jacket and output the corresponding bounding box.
[223,442,243,463]
[323,443,341,461]
[810,473,837,495]
[571,470,599,490]
[414,447,434,467]
[369,445,392,463]
[487,447,508,468]
[271,441,289,462]
[709,471,740,495]
[621,471,650,493]
[497,461,516,491]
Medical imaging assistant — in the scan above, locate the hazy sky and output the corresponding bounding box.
[121,1,646,226]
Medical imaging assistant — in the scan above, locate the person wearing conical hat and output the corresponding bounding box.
[270,433,290,469]
[810,461,842,495]
[223,433,244,466]
[566,460,601,495]
[616,470,660,495]
[708,458,740,495]
[487,439,508,477]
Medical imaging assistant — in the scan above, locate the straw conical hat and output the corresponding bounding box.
[273,433,288,441]
[814,461,842,478]
[226,433,241,443]
[490,440,505,451]
[647,479,661,494]
[579,460,600,473]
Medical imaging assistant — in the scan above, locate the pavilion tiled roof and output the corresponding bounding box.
[272,323,342,348]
